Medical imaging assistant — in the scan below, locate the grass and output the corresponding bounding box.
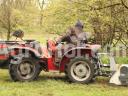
[0,70,128,96]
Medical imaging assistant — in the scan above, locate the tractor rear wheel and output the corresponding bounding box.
[65,57,94,84]
[9,56,41,82]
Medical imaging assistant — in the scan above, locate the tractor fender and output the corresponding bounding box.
[9,46,42,59]
[9,47,47,71]
[59,47,94,72]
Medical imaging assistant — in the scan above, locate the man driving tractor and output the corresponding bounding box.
[56,20,88,46]
[54,20,88,62]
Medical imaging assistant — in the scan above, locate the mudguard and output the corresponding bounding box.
[9,46,42,58]
[59,46,94,71]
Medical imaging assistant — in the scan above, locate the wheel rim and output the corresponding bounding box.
[17,61,35,80]
[71,61,91,82]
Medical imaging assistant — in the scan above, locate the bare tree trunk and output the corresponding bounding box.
[7,17,11,40]
[38,0,45,26]
[6,2,12,40]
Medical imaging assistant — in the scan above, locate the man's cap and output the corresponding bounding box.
[75,20,84,28]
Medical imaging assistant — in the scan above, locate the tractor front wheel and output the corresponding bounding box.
[65,57,95,84]
[9,56,41,82]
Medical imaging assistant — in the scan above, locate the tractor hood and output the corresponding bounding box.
[85,44,101,52]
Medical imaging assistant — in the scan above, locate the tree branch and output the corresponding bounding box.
[121,0,128,9]
[71,1,122,11]
[90,3,121,10]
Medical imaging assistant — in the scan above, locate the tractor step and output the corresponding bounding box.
[102,64,110,68]
[99,70,111,77]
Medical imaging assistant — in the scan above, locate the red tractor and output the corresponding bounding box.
[0,31,128,85]
[0,36,127,85]
[0,37,101,83]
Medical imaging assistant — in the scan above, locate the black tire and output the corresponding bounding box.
[9,56,41,82]
[65,57,95,84]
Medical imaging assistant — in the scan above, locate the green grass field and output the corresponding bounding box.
[0,70,128,96]
[0,32,127,96]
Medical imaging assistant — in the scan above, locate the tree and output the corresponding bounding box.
[0,0,39,40]
[0,0,14,40]
[37,0,45,26]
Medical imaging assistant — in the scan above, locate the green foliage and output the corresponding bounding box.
[0,0,127,47]
[0,0,41,40]
[43,0,93,33]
